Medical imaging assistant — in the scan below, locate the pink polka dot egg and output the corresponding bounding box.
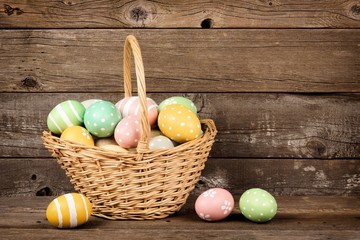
[114,115,141,148]
[115,96,158,126]
[195,188,234,221]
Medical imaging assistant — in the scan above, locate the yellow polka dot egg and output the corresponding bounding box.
[46,193,92,228]
[60,126,94,146]
[158,104,201,143]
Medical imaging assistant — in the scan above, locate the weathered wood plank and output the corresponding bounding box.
[0,158,73,197]
[1,158,359,197]
[0,196,359,240]
[2,196,360,216]
[1,229,359,240]
[1,93,359,159]
[1,0,360,29]
[1,29,359,93]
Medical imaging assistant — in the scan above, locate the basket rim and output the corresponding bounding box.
[42,118,217,158]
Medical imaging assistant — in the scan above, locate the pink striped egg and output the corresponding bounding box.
[114,115,141,148]
[46,193,92,228]
[115,97,158,126]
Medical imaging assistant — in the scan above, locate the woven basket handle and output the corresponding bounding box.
[123,35,150,152]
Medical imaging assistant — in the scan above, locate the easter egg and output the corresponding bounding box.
[84,101,122,138]
[46,193,92,228]
[149,135,174,150]
[115,96,158,126]
[195,188,234,221]
[151,129,163,138]
[239,188,277,223]
[114,115,141,148]
[60,126,94,146]
[81,99,102,109]
[158,96,197,114]
[158,104,201,143]
[47,100,85,135]
[95,138,128,152]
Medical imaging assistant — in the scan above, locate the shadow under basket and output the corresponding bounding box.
[41,35,217,220]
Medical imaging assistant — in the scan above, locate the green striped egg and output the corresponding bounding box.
[47,100,86,135]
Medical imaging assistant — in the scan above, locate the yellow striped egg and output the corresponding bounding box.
[46,193,92,228]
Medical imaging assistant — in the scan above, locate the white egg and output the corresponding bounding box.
[149,135,174,150]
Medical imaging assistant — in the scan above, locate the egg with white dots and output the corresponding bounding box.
[158,96,197,114]
[114,115,141,148]
[149,135,174,150]
[84,101,122,138]
[239,188,277,223]
[158,104,201,143]
[60,126,94,146]
[46,193,92,228]
[195,188,234,222]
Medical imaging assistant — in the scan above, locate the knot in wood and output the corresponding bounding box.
[4,4,24,16]
[62,1,74,6]
[351,4,360,15]
[306,140,327,158]
[201,18,213,29]
[36,187,53,196]
[130,7,148,22]
[21,77,39,89]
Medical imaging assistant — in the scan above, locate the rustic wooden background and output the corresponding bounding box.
[0,0,359,198]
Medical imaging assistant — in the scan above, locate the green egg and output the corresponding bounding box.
[239,188,277,223]
[47,100,85,135]
[84,101,122,138]
[158,96,197,114]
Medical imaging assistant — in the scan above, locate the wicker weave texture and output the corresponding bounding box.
[42,35,217,220]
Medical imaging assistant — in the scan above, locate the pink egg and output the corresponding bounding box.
[195,188,234,221]
[115,97,158,126]
[114,115,141,148]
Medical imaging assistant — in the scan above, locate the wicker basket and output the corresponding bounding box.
[42,35,217,220]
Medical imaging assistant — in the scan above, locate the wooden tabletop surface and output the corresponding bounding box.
[0,196,359,240]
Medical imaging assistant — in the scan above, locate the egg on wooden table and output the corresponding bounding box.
[115,96,158,126]
[195,188,234,221]
[47,100,85,135]
[158,104,201,143]
[84,101,122,138]
[46,193,92,228]
[239,188,277,223]
[60,126,94,146]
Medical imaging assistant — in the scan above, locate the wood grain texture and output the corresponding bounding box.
[1,93,359,159]
[0,196,359,239]
[1,29,359,93]
[1,229,359,240]
[1,0,360,28]
[0,158,72,196]
[0,158,359,197]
